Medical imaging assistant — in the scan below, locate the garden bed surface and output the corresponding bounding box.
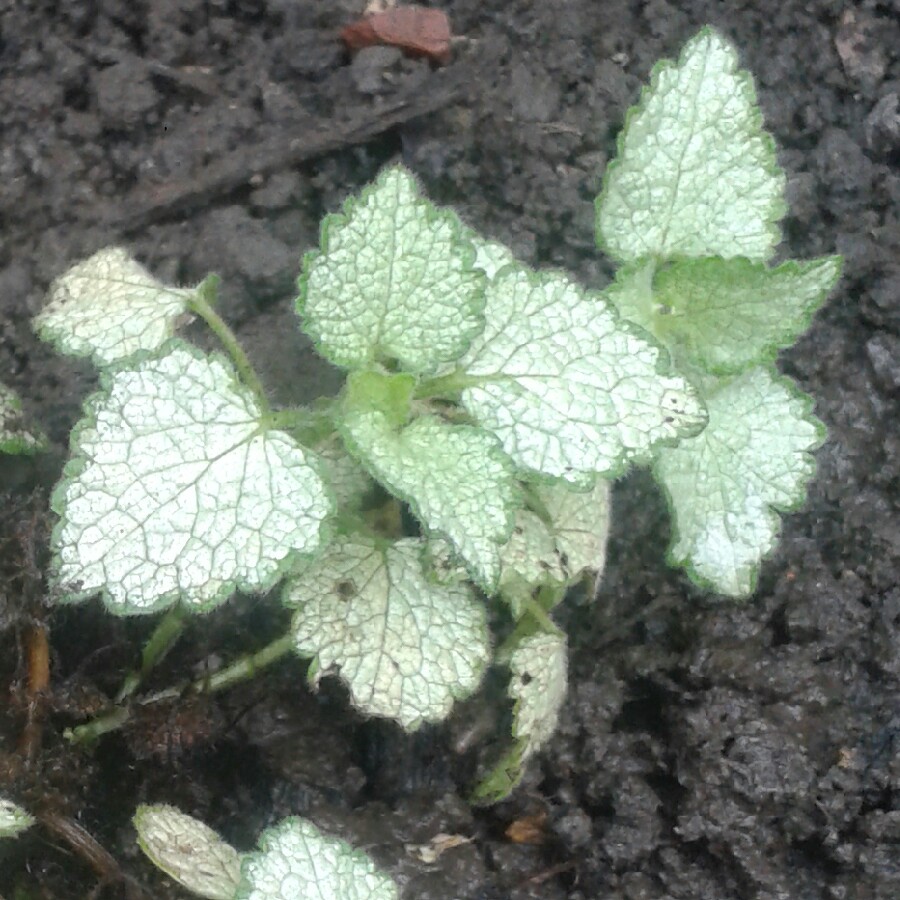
[0,0,898,897]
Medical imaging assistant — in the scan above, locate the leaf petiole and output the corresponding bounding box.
[187,275,270,413]
[67,633,295,745]
[115,605,190,703]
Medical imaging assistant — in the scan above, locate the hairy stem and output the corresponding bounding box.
[414,370,484,399]
[200,634,294,693]
[67,634,295,745]
[263,404,336,444]
[64,705,131,745]
[188,275,270,413]
[115,606,190,703]
[524,589,566,635]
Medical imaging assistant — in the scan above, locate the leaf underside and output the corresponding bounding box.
[499,479,611,618]
[134,805,241,900]
[473,631,568,804]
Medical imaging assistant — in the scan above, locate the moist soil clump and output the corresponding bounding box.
[1,1,898,897]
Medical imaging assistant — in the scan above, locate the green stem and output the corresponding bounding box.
[63,706,130,746]
[520,482,553,527]
[200,634,294,694]
[524,591,565,635]
[631,259,660,330]
[67,634,296,746]
[188,276,270,413]
[496,590,566,662]
[415,370,484,399]
[115,606,190,703]
[263,405,335,444]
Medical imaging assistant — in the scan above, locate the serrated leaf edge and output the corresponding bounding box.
[655,255,844,376]
[653,368,827,597]
[463,262,708,483]
[337,412,519,594]
[594,25,787,265]
[235,816,397,900]
[49,338,334,615]
[35,247,195,367]
[287,536,491,730]
[296,165,487,373]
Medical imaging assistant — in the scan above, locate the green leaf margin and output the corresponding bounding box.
[653,370,827,597]
[295,165,486,373]
[594,25,787,265]
[48,338,335,615]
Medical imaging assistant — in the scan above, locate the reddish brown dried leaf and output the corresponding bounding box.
[341,17,380,51]
[505,811,549,845]
[341,5,452,64]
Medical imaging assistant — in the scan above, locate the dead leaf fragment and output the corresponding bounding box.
[341,5,453,65]
[505,811,548,845]
[406,832,472,863]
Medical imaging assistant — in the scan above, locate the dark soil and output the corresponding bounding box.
[1,0,898,897]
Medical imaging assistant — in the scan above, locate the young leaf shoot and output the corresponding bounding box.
[596,27,841,596]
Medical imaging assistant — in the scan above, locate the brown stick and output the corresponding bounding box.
[39,810,150,899]
[83,42,219,97]
[18,623,50,763]
[24,624,50,696]
[95,67,467,235]
[16,494,52,764]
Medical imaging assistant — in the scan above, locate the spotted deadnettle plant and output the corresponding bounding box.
[26,27,839,815]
